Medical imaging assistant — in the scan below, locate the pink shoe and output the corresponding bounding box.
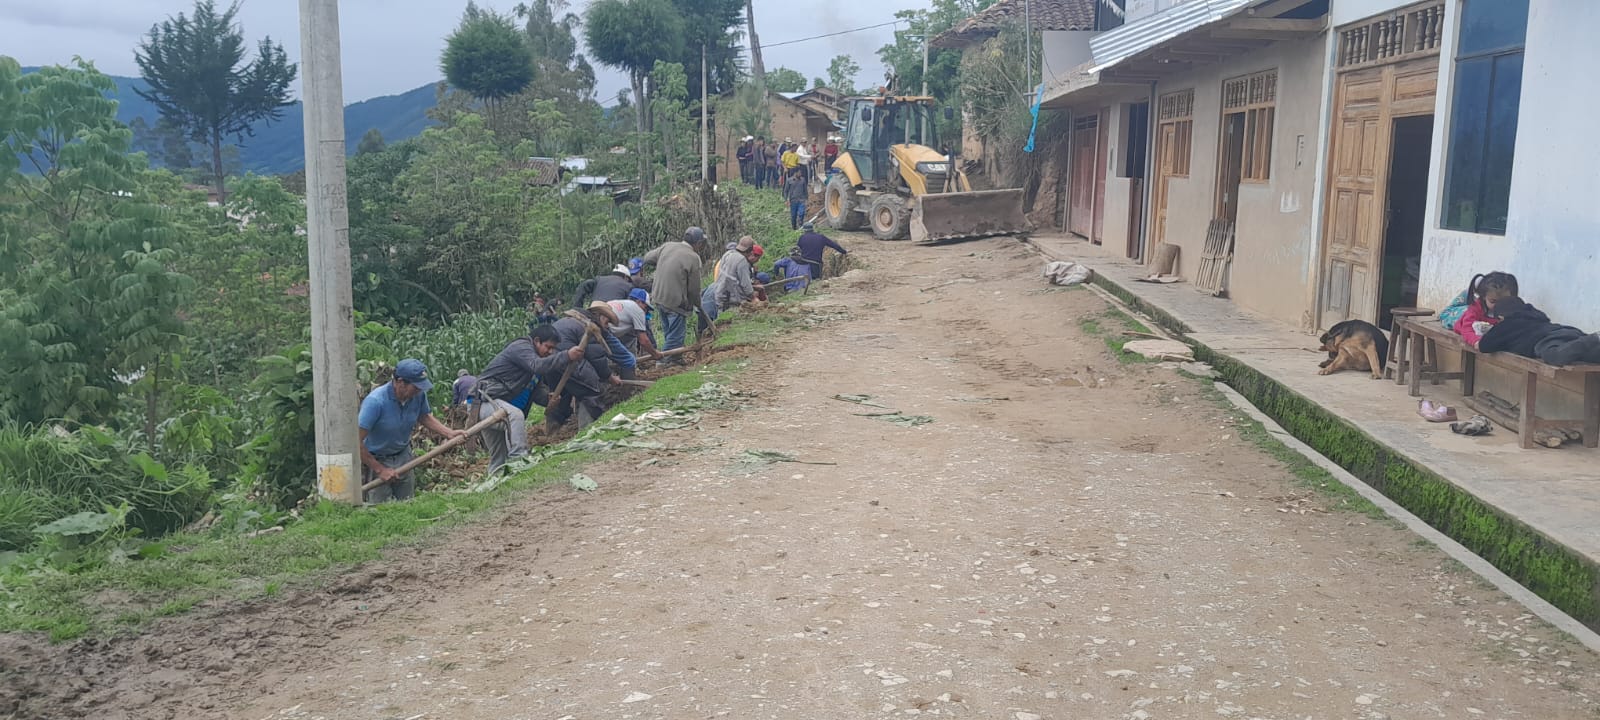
[1418,399,1458,423]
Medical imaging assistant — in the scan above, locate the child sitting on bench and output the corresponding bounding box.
[1478,296,1600,366]
[1450,271,1518,348]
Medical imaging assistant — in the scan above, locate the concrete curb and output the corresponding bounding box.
[1214,382,1600,654]
[1019,236,1600,633]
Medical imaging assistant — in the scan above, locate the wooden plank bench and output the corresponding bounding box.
[1394,316,1600,449]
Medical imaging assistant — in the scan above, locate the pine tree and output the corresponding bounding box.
[134,0,296,203]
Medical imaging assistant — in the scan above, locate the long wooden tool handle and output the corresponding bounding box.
[618,379,655,388]
[361,407,510,492]
[546,331,591,406]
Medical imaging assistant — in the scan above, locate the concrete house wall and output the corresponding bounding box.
[1152,34,1329,328]
[1417,0,1600,332]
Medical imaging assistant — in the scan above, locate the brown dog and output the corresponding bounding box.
[1318,320,1389,379]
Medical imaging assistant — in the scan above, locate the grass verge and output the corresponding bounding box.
[0,363,737,642]
[1078,306,1160,363]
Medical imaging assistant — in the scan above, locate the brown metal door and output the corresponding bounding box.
[1069,114,1099,237]
[1318,58,1437,328]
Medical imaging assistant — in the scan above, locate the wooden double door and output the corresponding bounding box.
[1069,111,1109,244]
[1318,57,1438,329]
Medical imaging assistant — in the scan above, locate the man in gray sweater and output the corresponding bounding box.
[642,227,706,355]
[474,326,584,474]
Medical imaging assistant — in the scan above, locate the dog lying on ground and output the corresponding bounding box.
[1318,320,1389,379]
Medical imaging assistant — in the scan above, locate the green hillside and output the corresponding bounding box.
[23,66,439,175]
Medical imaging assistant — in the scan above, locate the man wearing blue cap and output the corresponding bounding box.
[358,359,463,503]
[627,257,652,292]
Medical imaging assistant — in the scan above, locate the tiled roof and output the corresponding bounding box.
[931,0,1097,49]
[521,157,562,186]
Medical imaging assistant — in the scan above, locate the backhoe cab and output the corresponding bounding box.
[823,95,1026,244]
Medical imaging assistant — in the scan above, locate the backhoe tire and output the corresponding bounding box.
[868,193,910,241]
[824,175,864,230]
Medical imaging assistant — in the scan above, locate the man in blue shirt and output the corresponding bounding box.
[358,359,463,504]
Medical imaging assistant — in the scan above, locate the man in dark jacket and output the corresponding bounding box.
[571,264,636,308]
[539,310,622,431]
[475,327,584,474]
[1479,297,1600,366]
[784,168,808,229]
[796,223,849,279]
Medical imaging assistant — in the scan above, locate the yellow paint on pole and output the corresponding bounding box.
[317,453,356,500]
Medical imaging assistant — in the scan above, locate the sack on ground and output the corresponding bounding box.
[1043,261,1092,286]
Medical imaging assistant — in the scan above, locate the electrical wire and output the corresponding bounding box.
[763,19,906,48]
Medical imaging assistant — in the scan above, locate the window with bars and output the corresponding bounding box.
[1222,70,1278,181]
[1158,89,1194,177]
[1440,0,1528,235]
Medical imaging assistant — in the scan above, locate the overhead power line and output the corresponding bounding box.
[763,19,905,49]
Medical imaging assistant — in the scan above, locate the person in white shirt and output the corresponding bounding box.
[606,289,661,359]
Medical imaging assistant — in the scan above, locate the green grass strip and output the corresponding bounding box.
[0,364,737,642]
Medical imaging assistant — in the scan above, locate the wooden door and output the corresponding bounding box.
[1318,58,1437,329]
[1216,113,1245,222]
[1069,114,1099,238]
[1092,106,1110,245]
[1151,123,1179,254]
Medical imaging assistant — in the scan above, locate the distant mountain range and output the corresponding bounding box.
[22,67,439,176]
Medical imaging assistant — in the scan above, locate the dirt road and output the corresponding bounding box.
[10,236,1600,719]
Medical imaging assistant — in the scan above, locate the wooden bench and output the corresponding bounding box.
[1394,316,1600,449]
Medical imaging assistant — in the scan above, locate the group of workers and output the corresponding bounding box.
[735,136,840,193]
[355,223,850,504]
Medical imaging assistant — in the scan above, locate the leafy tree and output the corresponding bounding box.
[827,55,861,96]
[668,0,745,100]
[725,81,771,140]
[878,1,996,142]
[516,0,597,103]
[765,67,807,93]
[177,175,310,379]
[441,2,536,113]
[0,58,194,426]
[586,0,686,192]
[130,116,197,173]
[356,128,386,155]
[393,116,526,311]
[650,61,693,182]
[134,0,296,202]
[813,77,826,89]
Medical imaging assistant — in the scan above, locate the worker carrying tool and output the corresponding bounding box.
[473,327,586,475]
[357,359,464,504]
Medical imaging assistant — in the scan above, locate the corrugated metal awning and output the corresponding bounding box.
[1087,0,1253,73]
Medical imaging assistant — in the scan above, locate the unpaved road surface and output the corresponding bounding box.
[7,237,1600,719]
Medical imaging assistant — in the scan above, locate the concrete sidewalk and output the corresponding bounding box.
[1028,233,1600,571]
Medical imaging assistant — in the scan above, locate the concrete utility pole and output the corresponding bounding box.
[745,0,765,84]
[701,43,710,182]
[921,21,930,142]
[299,0,360,503]
[1025,0,1034,91]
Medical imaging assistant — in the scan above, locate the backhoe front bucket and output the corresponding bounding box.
[909,188,1028,245]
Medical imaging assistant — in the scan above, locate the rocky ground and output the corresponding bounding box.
[5,234,1598,720]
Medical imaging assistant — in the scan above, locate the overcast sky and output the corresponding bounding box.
[0,0,932,102]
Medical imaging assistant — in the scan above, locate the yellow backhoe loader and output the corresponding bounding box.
[822,95,1026,244]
